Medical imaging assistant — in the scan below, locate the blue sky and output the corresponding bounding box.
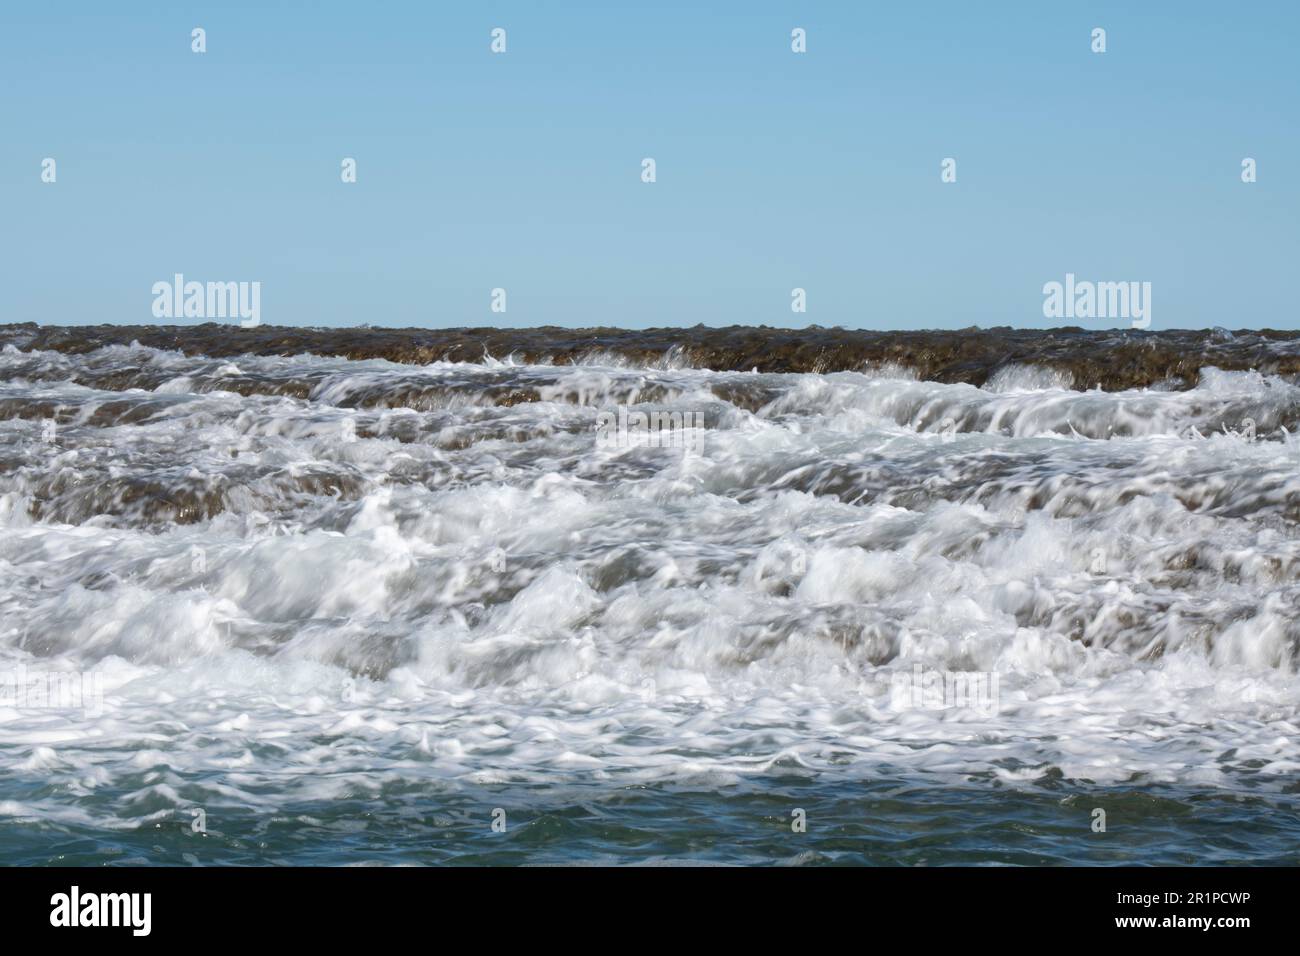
[3,1,1297,330]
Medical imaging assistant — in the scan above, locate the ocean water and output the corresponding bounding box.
[2,337,1299,865]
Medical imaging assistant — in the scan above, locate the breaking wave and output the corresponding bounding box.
[2,334,1299,862]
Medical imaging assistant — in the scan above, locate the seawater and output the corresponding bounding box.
[1,340,1298,864]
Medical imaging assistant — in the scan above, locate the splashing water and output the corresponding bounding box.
[1,341,1299,864]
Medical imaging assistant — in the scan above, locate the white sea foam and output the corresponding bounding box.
[1,344,1299,831]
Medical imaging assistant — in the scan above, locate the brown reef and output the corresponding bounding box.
[4,323,1300,391]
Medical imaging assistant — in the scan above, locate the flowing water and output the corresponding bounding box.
[2,331,1299,865]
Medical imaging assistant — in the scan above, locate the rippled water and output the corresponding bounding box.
[2,338,1299,865]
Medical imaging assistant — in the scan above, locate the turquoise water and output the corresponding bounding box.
[4,775,1298,866]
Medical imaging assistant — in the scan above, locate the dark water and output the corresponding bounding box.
[5,781,1298,866]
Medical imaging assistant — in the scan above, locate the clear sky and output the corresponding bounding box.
[4,1,1297,330]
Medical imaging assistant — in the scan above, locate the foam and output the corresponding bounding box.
[1,345,1299,835]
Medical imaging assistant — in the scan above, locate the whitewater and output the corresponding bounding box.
[1,339,1298,864]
